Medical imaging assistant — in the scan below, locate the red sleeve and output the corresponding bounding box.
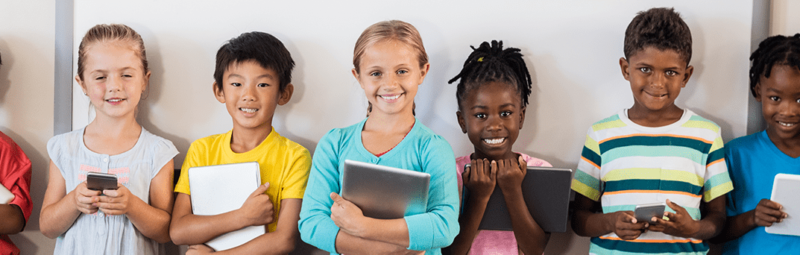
[0,134,33,222]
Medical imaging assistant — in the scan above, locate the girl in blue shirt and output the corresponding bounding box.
[298,20,459,255]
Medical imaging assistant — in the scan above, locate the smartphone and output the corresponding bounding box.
[86,172,119,191]
[634,202,666,223]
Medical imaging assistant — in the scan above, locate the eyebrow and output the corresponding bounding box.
[470,105,488,110]
[227,73,274,80]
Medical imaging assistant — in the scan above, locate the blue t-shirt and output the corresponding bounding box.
[298,118,459,255]
[723,130,800,254]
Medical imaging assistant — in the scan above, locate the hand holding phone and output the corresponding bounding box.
[86,172,119,191]
[635,202,666,223]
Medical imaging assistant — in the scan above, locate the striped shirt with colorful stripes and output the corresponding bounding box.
[572,109,733,255]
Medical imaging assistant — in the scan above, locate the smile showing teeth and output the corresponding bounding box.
[778,122,796,127]
[380,94,400,100]
[106,99,123,102]
[240,108,258,113]
[484,138,505,145]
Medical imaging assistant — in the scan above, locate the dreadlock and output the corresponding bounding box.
[749,33,800,97]
[449,40,532,110]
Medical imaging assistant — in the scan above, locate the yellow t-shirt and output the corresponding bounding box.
[174,128,311,232]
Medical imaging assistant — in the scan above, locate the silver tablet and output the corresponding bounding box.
[341,159,430,219]
[464,166,573,232]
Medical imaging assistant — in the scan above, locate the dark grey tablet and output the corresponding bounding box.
[341,159,430,219]
[463,166,573,232]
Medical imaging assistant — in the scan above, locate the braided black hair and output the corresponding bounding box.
[749,33,800,97]
[449,40,532,110]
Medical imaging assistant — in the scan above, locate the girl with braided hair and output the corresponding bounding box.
[711,33,800,254]
[447,40,550,255]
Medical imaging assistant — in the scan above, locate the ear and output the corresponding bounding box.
[681,65,694,88]
[754,83,763,102]
[417,63,431,85]
[213,82,226,103]
[619,57,631,81]
[75,75,88,95]
[519,106,526,129]
[143,70,152,94]
[278,83,294,105]
[456,110,467,133]
[352,68,364,89]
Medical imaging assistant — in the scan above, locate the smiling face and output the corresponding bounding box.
[77,41,149,120]
[457,81,525,161]
[756,65,800,141]
[353,39,428,117]
[214,60,292,133]
[621,47,693,117]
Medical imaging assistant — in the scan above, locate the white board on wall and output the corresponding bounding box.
[72,1,753,253]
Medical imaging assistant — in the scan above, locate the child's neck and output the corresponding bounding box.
[363,111,415,134]
[628,105,684,127]
[766,127,800,158]
[230,125,272,154]
[84,115,141,155]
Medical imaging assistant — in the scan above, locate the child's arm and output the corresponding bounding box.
[448,159,495,255]
[711,199,786,243]
[572,193,649,239]
[40,160,102,238]
[170,183,273,245]
[0,204,25,235]
[0,152,31,235]
[497,157,550,255]
[96,160,175,243]
[648,198,726,240]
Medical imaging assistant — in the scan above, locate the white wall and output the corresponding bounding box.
[771,0,800,36]
[0,1,57,254]
[68,0,755,254]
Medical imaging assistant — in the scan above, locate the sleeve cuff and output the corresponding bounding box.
[404,213,432,251]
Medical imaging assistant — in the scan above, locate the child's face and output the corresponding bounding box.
[214,60,292,132]
[457,81,524,161]
[77,41,149,120]
[620,47,693,114]
[756,65,800,140]
[353,40,429,117]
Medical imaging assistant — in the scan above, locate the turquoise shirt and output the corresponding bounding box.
[299,118,459,254]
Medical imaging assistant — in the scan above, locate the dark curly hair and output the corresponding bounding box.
[449,40,532,110]
[624,7,692,65]
[749,33,800,97]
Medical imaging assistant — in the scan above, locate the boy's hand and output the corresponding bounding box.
[96,185,135,215]
[73,182,101,214]
[463,159,496,199]
[608,211,648,240]
[330,192,366,237]
[497,156,527,193]
[648,199,700,238]
[186,244,215,255]
[753,199,787,227]
[239,183,273,226]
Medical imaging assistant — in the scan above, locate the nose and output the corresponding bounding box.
[780,100,800,116]
[649,72,666,89]
[241,84,257,102]
[107,75,122,92]
[487,115,503,132]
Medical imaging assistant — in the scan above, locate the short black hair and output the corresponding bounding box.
[749,33,800,97]
[624,7,692,65]
[449,40,532,110]
[214,31,294,91]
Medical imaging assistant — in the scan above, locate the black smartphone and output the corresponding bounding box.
[86,172,119,191]
[634,202,666,223]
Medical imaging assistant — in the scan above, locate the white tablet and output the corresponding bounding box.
[0,185,13,204]
[766,173,800,236]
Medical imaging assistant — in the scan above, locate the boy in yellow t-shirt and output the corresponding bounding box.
[170,32,311,254]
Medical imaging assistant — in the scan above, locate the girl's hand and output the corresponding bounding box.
[96,185,135,215]
[238,183,274,227]
[463,159,496,199]
[608,211,648,240]
[496,156,527,193]
[330,192,367,237]
[73,182,101,214]
[648,199,700,238]
[186,244,215,255]
[753,199,787,227]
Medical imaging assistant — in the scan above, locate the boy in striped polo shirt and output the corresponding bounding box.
[571,8,733,255]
